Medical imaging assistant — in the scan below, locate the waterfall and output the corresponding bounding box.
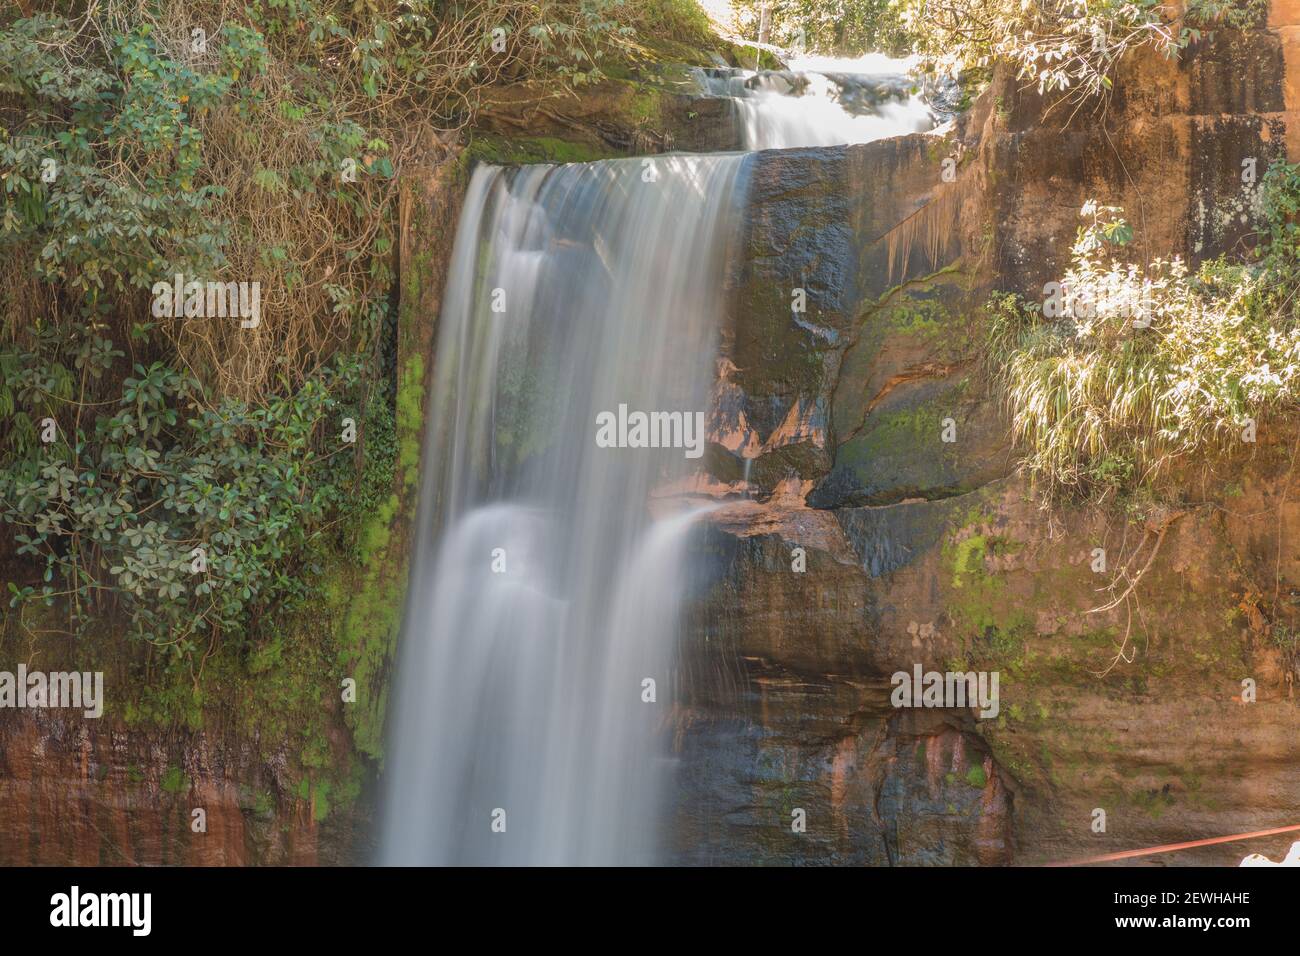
[380,154,750,865]
[693,53,942,150]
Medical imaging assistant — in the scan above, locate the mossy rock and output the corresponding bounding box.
[812,377,1001,508]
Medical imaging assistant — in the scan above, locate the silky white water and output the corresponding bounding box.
[695,53,940,150]
[380,154,749,865]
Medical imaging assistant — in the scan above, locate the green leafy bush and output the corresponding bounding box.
[2,344,368,658]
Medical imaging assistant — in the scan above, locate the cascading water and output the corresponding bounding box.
[693,53,944,150]
[380,154,749,865]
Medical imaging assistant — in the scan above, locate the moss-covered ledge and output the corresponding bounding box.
[333,148,466,762]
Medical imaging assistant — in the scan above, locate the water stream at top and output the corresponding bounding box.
[693,52,944,149]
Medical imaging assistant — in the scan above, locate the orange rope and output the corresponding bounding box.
[1046,823,1300,867]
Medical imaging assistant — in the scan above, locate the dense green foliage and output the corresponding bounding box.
[989,163,1300,500]
[2,350,379,657]
[0,1,707,666]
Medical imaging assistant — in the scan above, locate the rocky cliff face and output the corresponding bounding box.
[671,8,1300,865]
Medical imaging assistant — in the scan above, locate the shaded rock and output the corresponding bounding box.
[666,659,1014,865]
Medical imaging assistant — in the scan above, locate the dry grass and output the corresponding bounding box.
[988,246,1300,499]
